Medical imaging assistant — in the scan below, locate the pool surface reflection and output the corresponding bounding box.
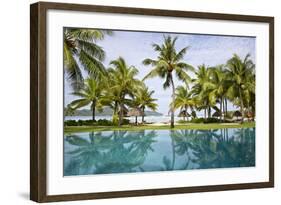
[64,128,255,176]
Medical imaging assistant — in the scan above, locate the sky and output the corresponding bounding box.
[64,29,256,116]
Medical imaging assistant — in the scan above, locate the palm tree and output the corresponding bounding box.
[173,86,195,121]
[191,65,214,119]
[143,35,194,128]
[64,104,75,116]
[134,85,158,123]
[226,54,255,122]
[68,78,104,121]
[208,65,229,121]
[107,57,143,126]
[64,28,111,89]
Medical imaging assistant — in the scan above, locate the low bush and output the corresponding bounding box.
[64,118,130,126]
[225,111,234,119]
[189,117,221,123]
[64,120,77,126]
[96,119,114,126]
[177,120,189,124]
[204,118,221,123]
[121,119,130,125]
[190,118,205,123]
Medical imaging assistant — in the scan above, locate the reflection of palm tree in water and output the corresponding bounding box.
[161,131,176,171]
[158,130,195,171]
[187,130,219,169]
[64,130,157,175]
[169,130,198,170]
[64,128,255,176]
[188,128,255,169]
[64,132,109,175]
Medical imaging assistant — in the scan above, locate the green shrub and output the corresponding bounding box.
[204,118,220,123]
[122,119,130,125]
[77,119,96,126]
[189,117,221,124]
[96,119,114,126]
[177,120,189,124]
[64,120,77,126]
[190,118,205,123]
[64,118,134,126]
[225,111,233,119]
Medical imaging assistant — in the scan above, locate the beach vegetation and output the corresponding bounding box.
[64,31,256,129]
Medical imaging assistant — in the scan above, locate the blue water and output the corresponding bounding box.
[64,128,255,176]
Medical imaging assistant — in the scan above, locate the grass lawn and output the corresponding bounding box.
[64,122,255,133]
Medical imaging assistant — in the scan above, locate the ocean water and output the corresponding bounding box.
[64,128,255,176]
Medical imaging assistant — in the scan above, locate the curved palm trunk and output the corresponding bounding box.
[222,97,225,121]
[112,101,118,123]
[224,98,228,118]
[92,100,96,121]
[170,76,175,128]
[185,105,188,121]
[239,88,244,123]
[118,102,123,127]
[204,108,207,120]
[142,107,145,123]
[208,106,211,118]
[220,97,223,122]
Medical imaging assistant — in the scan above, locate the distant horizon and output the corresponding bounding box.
[64,29,256,115]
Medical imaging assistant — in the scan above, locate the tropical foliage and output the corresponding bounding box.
[106,57,143,126]
[66,30,256,127]
[68,78,104,121]
[63,28,111,89]
[133,85,158,123]
[173,86,195,121]
[142,36,194,128]
[226,54,255,121]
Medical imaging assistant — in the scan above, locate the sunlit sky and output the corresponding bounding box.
[64,30,255,116]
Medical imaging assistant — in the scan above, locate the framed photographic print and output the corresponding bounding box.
[30,1,274,202]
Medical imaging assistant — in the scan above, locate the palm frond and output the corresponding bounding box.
[142,58,157,66]
[174,47,189,61]
[68,98,91,109]
[63,43,83,89]
[79,50,106,78]
[163,74,172,89]
[77,40,105,61]
[68,28,111,41]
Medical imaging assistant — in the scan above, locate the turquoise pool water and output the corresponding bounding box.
[64,128,255,176]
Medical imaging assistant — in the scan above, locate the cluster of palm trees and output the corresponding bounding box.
[64,28,157,126]
[175,54,255,125]
[64,28,255,128]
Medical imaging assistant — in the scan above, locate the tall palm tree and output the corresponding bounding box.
[64,28,111,89]
[191,65,214,119]
[173,86,195,121]
[68,78,104,121]
[102,85,123,124]
[107,57,143,126]
[208,65,229,121]
[245,73,256,121]
[134,85,158,123]
[226,54,255,122]
[143,35,194,128]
